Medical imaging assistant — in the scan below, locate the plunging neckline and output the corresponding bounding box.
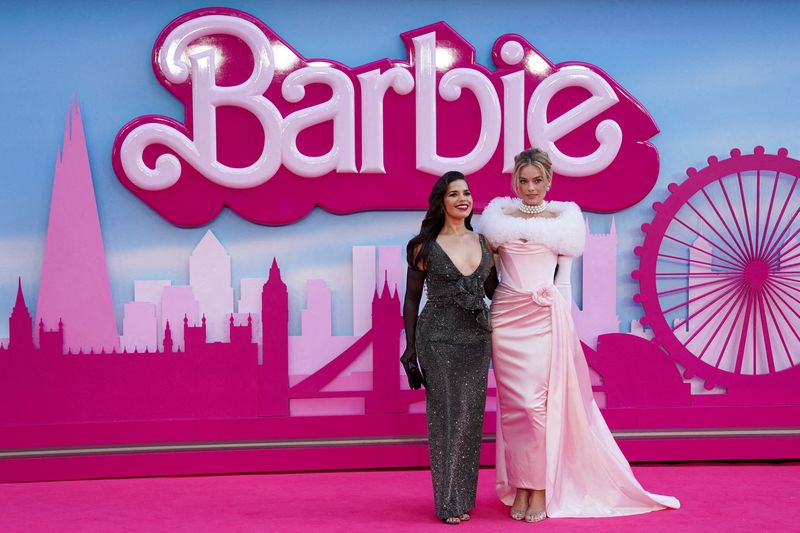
[433,236,485,278]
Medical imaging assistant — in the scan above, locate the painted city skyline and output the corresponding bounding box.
[0,103,624,368]
[0,100,629,423]
[16,100,784,415]
[14,100,799,412]
[2,110,797,472]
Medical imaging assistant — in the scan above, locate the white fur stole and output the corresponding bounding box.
[476,197,585,257]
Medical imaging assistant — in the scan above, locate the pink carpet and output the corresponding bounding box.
[0,462,797,532]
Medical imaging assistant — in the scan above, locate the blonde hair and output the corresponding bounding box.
[511,148,552,194]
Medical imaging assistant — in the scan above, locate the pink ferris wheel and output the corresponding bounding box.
[633,147,800,391]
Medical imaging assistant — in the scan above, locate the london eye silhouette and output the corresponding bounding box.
[633,147,800,391]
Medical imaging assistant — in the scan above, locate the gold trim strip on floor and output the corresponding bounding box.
[1,428,799,459]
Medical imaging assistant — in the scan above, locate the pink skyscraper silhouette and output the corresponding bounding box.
[120,301,157,352]
[352,245,403,336]
[190,230,234,342]
[573,218,620,348]
[35,101,119,352]
[352,246,377,336]
[161,286,199,351]
[377,246,403,296]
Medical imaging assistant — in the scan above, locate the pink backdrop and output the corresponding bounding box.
[1,8,799,482]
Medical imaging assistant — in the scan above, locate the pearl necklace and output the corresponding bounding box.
[518,200,548,215]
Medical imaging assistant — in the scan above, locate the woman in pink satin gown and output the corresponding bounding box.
[480,149,679,522]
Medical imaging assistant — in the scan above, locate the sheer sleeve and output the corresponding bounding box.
[402,267,426,358]
[484,266,499,299]
[481,235,499,299]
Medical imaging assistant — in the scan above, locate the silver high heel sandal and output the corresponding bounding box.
[510,507,526,521]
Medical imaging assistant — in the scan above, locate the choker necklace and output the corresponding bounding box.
[519,201,548,215]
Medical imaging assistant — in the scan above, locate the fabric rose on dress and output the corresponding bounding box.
[530,283,555,307]
[453,276,492,332]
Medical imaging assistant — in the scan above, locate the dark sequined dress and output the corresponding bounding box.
[416,234,492,520]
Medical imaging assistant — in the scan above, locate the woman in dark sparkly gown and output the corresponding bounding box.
[401,171,495,525]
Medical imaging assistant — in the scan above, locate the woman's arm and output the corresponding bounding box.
[554,255,574,303]
[484,267,499,299]
[482,235,499,299]
[401,267,426,389]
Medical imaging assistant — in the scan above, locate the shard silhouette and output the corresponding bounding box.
[35,101,119,352]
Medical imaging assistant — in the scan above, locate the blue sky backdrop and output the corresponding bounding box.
[1,0,799,336]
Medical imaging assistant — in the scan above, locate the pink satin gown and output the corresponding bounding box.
[491,241,680,517]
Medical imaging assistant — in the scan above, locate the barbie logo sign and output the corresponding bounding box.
[113,8,659,226]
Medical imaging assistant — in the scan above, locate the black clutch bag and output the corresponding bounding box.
[404,359,427,390]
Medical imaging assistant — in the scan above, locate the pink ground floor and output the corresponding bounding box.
[1,462,797,532]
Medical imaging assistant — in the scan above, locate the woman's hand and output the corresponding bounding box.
[400,346,417,367]
[401,346,426,390]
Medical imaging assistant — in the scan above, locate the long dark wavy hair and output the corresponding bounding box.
[406,171,473,270]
